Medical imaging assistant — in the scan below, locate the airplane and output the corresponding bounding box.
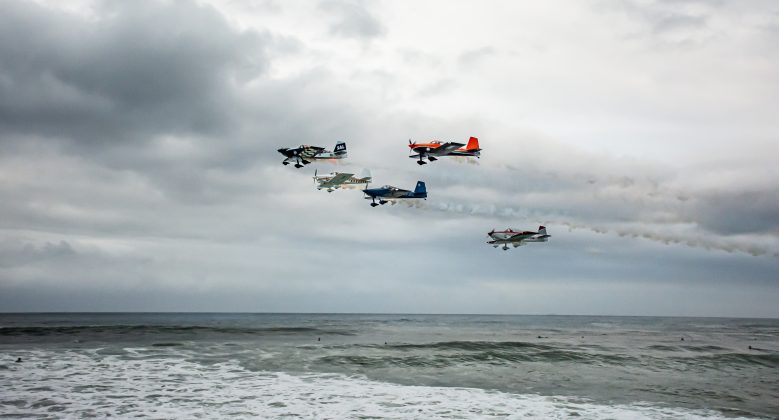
[408,136,481,165]
[277,141,347,168]
[313,169,372,192]
[363,181,427,207]
[487,226,551,250]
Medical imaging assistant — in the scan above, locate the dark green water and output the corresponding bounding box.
[1,313,777,418]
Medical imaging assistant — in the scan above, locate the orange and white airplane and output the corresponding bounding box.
[408,136,481,165]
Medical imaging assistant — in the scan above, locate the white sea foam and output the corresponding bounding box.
[0,349,761,419]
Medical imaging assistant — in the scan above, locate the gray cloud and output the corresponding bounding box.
[691,190,779,236]
[458,47,497,67]
[596,0,718,49]
[0,0,268,148]
[0,0,777,315]
[0,240,76,268]
[318,0,385,39]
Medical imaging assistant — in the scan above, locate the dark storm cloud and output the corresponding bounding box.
[0,0,777,315]
[0,240,76,268]
[0,0,376,204]
[692,190,779,236]
[0,0,267,147]
[318,0,385,39]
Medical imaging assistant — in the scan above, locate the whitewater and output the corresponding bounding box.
[1,313,777,419]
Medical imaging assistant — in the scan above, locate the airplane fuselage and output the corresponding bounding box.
[363,189,425,200]
[408,137,481,165]
[314,173,371,192]
[410,143,480,157]
[278,142,347,168]
[315,178,370,188]
[308,150,346,160]
[487,226,550,250]
[363,182,427,206]
[488,229,537,241]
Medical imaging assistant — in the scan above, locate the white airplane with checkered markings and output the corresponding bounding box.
[487,226,551,250]
[313,169,372,192]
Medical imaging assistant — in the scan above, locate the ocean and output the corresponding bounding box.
[1,313,777,419]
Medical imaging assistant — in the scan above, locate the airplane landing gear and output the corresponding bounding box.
[428,156,437,161]
[379,200,388,205]
[282,161,290,165]
[370,202,379,207]
[294,163,303,168]
[417,160,427,165]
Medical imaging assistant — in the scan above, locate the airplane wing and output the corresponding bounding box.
[300,146,326,159]
[488,233,534,244]
[429,142,465,156]
[508,232,535,241]
[488,238,526,245]
[318,172,354,188]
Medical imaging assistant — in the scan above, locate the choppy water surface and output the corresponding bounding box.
[1,313,777,419]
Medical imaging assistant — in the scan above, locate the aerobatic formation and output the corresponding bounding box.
[278,137,551,251]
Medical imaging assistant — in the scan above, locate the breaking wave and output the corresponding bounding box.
[0,325,356,337]
[0,350,761,419]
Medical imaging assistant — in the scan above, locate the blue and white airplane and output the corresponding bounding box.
[363,181,427,207]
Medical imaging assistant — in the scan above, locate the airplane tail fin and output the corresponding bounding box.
[538,226,547,235]
[466,136,480,150]
[334,141,347,156]
[414,181,427,195]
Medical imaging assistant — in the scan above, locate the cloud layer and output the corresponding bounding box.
[1,0,777,316]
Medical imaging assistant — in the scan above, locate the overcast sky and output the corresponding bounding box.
[1,0,777,316]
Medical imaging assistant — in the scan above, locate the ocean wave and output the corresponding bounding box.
[0,350,762,419]
[314,341,641,367]
[317,351,639,368]
[387,340,554,351]
[307,341,779,371]
[645,344,731,352]
[0,325,355,337]
[688,353,779,368]
[151,342,186,347]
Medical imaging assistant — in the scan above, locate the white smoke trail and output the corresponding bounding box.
[408,198,779,258]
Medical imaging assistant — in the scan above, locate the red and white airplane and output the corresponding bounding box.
[487,226,550,251]
[408,136,481,165]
